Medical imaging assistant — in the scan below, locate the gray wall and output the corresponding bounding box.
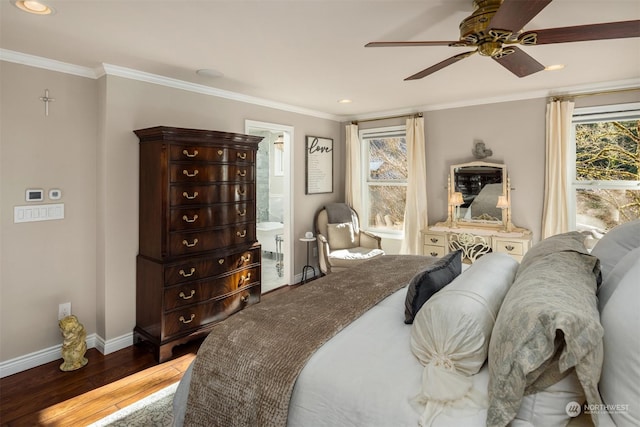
[1,62,99,359]
[1,62,342,361]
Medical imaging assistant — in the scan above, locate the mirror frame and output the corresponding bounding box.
[447,161,510,230]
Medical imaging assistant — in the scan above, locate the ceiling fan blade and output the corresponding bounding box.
[365,41,463,47]
[520,20,640,45]
[493,46,545,78]
[405,51,476,80]
[489,0,553,33]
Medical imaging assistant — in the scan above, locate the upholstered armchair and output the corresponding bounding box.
[314,204,384,275]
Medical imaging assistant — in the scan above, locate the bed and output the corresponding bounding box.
[467,182,503,221]
[173,220,640,427]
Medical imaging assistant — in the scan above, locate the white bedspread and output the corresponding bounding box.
[174,285,490,427]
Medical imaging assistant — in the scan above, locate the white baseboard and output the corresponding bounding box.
[0,332,133,378]
[100,332,134,355]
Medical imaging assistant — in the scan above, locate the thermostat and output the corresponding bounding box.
[25,188,44,202]
[49,188,62,200]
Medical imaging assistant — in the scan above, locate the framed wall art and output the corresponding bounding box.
[305,135,333,194]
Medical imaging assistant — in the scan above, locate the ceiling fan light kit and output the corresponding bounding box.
[366,0,640,80]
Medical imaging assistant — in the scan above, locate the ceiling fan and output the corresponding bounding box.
[365,0,640,80]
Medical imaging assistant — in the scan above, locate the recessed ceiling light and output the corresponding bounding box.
[338,99,352,104]
[13,0,54,15]
[196,68,224,78]
[545,64,565,71]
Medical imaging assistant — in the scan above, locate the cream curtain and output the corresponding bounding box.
[542,99,575,239]
[400,116,428,254]
[345,124,363,215]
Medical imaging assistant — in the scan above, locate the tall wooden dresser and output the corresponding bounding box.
[134,126,263,362]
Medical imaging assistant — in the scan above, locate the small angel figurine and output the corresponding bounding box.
[59,315,88,371]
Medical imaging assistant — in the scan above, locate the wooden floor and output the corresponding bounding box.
[0,337,202,427]
[0,284,298,426]
[0,284,297,426]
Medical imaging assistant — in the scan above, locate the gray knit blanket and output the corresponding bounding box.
[183,255,435,426]
[325,202,353,223]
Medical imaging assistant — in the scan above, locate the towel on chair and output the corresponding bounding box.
[325,203,353,224]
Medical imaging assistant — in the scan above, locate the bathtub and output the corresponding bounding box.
[256,222,284,253]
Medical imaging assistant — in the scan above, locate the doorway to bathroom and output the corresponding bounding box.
[245,120,293,293]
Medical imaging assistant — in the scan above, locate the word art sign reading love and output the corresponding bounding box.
[305,136,334,194]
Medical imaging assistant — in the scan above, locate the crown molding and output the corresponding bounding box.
[342,78,640,122]
[3,49,638,123]
[0,49,340,121]
[99,63,341,121]
[0,49,97,78]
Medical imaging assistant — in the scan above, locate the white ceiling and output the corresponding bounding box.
[2,0,639,119]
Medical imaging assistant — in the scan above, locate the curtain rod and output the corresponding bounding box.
[549,87,640,102]
[351,112,423,125]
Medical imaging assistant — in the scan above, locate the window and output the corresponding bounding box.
[360,126,407,233]
[570,103,640,233]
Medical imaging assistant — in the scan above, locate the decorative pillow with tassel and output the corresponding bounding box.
[410,253,518,427]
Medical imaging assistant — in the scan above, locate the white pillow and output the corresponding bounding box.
[590,219,640,281]
[327,222,356,250]
[410,253,518,426]
[598,246,640,311]
[599,251,640,427]
[513,370,585,427]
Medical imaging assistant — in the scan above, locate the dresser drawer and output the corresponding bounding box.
[169,225,256,256]
[170,203,255,231]
[169,164,255,183]
[423,233,446,247]
[164,247,260,286]
[424,245,445,257]
[169,184,255,206]
[162,285,260,339]
[164,266,260,310]
[494,239,525,256]
[169,145,255,164]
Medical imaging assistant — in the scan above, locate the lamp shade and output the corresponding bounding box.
[449,192,464,206]
[496,195,510,209]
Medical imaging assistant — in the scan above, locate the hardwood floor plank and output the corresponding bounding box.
[0,287,292,426]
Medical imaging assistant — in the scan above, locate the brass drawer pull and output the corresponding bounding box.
[182,149,198,158]
[182,191,199,200]
[179,290,196,300]
[179,267,195,277]
[505,245,515,251]
[241,254,251,263]
[237,152,247,160]
[430,252,438,257]
[217,150,223,156]
[182,214,199,223]
[240,295,249,303]
[183,169,199,177]
[182,238,199,247]
[237,209,247,217]
[241,273,251,282]
[218,259,225,265]
[237,187,246,196]
[179,314,195,324]
[430,238,439,243]
[237,170,247,177]
[236,230,246,238]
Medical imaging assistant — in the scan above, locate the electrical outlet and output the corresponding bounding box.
[58,302,71,320]
[312,247,318,257]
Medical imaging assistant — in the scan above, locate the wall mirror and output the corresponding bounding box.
[447,161,510,229]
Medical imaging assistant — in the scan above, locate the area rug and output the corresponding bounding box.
[89,382,177,427]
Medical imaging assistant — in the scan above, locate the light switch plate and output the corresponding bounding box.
[14,203,64,223]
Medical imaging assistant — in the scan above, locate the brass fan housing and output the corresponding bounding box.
[459,0,511,57]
